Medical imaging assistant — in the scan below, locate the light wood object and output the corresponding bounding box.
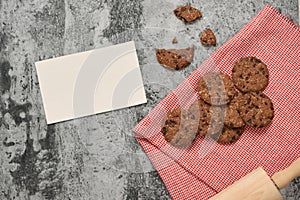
[209,157,300,200]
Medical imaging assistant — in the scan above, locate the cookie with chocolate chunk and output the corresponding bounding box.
[174,6,202,23]
[198,72,236,105]
[232,57,269,92]
[156,46,194,70]
[235,92,274,128]
[200,29,217,46]
[161,108,199,147]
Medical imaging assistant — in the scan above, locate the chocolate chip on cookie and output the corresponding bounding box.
[235,92,274,128]
[198,72,236,105]
[161,108,199,147]
[156,46,194,70]
[200,29,217,46]
[174,6,202,23]
[232,57,269,92]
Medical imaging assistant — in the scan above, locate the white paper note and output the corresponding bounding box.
[35,41,147,124]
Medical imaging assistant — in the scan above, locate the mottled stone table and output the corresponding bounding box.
[0,0,299,199]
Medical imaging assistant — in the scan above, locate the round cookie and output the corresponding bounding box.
[198,72,236,105]
[235,92,274,128]
[232,57,269,92]
[161,109,199,147]
[217,126,244,144]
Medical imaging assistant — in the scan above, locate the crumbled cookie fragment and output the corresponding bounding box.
[174,6,202,23]
[156,46,194,70]
[200,29,217,46]
[172,37,178,44]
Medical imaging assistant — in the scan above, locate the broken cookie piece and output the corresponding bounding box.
[172,37,178,44]
[200,29,217,46]
[156,46,194,70]
[174,6,202,23]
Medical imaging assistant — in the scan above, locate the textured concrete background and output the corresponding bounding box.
[0,0,299,199]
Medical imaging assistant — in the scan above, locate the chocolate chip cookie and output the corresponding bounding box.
[200,29,217,46]
[174,6,202,23]
[235,92,274,128]
[156,46,194,70]
[198,72,236,105]
[232,57,269,92]
[161,108,199,147]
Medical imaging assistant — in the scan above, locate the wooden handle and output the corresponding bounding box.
[209,168,283,200]
[272,157,300,189]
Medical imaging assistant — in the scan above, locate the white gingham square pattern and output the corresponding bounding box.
[134,5,300,200]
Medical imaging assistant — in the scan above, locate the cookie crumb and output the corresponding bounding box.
[200,29,217,46]
[172,37,178,44]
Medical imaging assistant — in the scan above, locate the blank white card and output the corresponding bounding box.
[35,41,147,124]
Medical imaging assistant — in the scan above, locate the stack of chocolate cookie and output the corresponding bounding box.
[161,56,274,147]
[197,72,246,144]
[231,57,274,128]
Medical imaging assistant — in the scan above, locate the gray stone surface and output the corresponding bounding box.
[0,0,299,199]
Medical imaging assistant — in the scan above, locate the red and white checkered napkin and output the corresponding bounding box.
[133,5,300,199]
